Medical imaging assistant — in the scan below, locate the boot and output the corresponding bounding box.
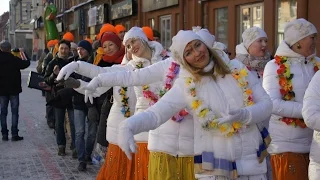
[11,135,23,141]
[58,147,66,156]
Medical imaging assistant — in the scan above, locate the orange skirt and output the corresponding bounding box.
[96,143,133,180]
[131,142,149,180]
[271,152,309,180]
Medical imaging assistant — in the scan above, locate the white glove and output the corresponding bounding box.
[118,121,137,160]
[84,77,103,104]
[218,108,249,125]
[56,61,79,81]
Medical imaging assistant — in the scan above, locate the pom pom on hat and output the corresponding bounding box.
[123,27,148,45]
[213,42,228,52]
[63,32,74,42]
[85,37,93,44]
[101,32,122,48]
[47,39,59,48]
[78,40,92,54]
[115,24,126,34]
[242,27,267,49]
[169,30,204,64]
[192,27,215,47]
[284,18,318,47]
[142,26,154,41]
[97,23,117,40]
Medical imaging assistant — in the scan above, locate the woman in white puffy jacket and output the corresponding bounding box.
[58,27,165,180]
[303,71,320,180]
[86,30,273,180]
[234,27,272,179]
[235,27,270,81]
[82,29,227,180]
[262,18,319,180]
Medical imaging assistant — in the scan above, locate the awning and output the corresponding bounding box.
[56,14,64,18]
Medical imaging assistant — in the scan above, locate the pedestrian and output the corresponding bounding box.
[0,40,30,141]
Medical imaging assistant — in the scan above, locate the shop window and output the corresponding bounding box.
[215,7,228,46]
[239,3,264,43]
[160,15,171,49]
[149,18,155,29]
[277,0,297,46]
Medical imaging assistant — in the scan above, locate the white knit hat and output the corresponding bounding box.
[123,27,148,45]
[242,27,267,49]
[284,18,317,47]
[169,30,204,63]
[70,42,78,49]
[192,27,215,47]
[213,42,227,52]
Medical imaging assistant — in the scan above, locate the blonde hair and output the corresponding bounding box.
[182,47,230,81]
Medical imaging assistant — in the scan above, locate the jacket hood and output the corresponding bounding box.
[275,41,316,62]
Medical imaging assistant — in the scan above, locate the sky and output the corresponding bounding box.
[0,0,10,15]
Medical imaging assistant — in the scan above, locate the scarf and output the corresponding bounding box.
[93,47,104,65]
[102,47,125,64]
[236,52,271,71]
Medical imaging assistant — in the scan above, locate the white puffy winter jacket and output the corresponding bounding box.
[94,57,195,156]
[302,70,320,180]
[263,41,318,154]
[120,59,272,176]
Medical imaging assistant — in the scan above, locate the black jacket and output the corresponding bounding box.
[44,55,75,108]
[0,51,30,96]
[72,58,91,111]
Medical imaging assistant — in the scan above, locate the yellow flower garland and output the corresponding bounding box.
[185,67,254,137]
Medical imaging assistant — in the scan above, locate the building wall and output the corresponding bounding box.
[0,12,10,41]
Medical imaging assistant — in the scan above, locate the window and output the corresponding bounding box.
[239,3,264,43]
[215,7,228,46]
[148,18,155,29]
[277,0,297,46]
[160,15,171,49]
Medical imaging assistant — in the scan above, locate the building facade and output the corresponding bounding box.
[36,0,320,56]
[9,0,33,57]
[0,12,10,41]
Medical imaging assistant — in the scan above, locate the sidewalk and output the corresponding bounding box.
[0,61,100,180]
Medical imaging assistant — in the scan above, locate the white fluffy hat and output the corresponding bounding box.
[284,18,317,47]
[123,27,148,45]
[169,30,204,63]
[192,26,215,47]
[70,42,78,49]
[213,42,227,52]
[242,26,267,49]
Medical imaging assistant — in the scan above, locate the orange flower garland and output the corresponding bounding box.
[275,55,320,128]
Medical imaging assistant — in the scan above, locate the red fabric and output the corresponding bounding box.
[102,47,125,64]
[101,32,122,49]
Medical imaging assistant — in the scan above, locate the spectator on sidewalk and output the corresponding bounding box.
[44,39,76,156]
[0,40,30,141]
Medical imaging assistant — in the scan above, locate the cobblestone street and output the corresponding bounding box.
[0,62,100,180]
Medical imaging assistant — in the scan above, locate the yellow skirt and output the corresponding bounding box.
[131,142,149,180]
[96,143,133,180]
[148,151,195,180]
[271,152,309,180]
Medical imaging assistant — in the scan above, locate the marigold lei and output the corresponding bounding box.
[118,61,145,118]
[275,55,320,128]
[142,62,189,122]
[185,67,254,137]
